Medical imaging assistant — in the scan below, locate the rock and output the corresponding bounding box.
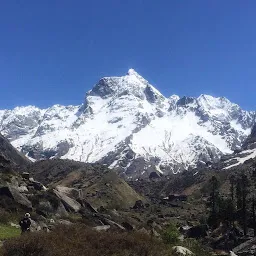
[93,225,111,231]
[212,226,243,251]
[230,251,238,256]
[172,246,194,255]
[29,180,47,191]
[37,201,55,216]
[133,200,144,209]
[81,200,98,213]
[102,218,125,230]
[122,222,134,231]
[30,219,41,232]
[0,186,32,209]
[168,194,188,201]
[21,172,30,180]
[55,186,81,199]
[111,209,120,216]
[179,225,191,234]
[186,224,208,238]
[10,222,20,228]
[137,227,150,236]
[17,185,28,193]
[53,189,81,212]
[149,171,161,179]
[233,236,256,256]
[56,201,69,217]
[151,228,160,237]
[57,219,72,225]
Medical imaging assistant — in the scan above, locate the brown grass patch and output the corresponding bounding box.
[1,225,172,256]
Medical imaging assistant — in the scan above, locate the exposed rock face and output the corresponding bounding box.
[243,123,256,150]
[0,70,255,178]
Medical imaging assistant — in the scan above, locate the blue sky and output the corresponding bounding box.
[0,0,255,110]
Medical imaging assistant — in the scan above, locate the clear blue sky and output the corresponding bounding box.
[0,1,255,110]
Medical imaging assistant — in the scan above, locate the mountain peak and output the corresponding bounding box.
[126,68,148,84]
[127,68,139,76]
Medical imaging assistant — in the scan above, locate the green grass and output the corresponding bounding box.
[0,224,20,240]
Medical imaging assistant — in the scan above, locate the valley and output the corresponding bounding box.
[0,120,256,255]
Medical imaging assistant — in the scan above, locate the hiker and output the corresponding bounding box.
[19,213,31,233]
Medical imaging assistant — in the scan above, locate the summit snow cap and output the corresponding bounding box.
[126,68,149,85]
[127,68,138,75]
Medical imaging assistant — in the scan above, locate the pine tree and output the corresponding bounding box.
[252,196,256,236]
[230,175,236,203]
[236,179,243,210]
[207,176,220,227]
[241,174,250,236]
[229,174,236,226]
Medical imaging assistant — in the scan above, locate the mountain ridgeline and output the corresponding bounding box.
[0,69,255,178]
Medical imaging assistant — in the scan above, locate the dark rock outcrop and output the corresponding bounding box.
[243,123,256,150]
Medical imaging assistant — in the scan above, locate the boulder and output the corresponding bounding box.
[17,185,28,193]
[55,186,81,199]
[37,201,55,216]
[232,237,256,256]
[56,201,69,217]
[53,189,81,212]
[21,172,30,180]
[168,194,188,201]
[172,246,194,255]
[10,222,20,228]
[80,199,98,213]
[57,219,72,225]
[102,218,125,230]
[133,200,144,209]
[93,225,111,231]
[29,180,47,191]
[0,186,32,209]
[122,222,134,231]
[186,224,208,238]
[151,228,160,237]
[149,171,161,179]
[30,219,42,232]
[137,227,151,236]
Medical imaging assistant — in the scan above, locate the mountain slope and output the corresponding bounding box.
[0,69,255,177]
[25,159,144,209]
[0,133,29,167]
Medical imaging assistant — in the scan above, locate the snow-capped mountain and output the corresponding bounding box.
[0,69,255,177]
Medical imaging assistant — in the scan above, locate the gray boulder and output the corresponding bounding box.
[53,189,81,212]
[0,185,32,209]
[93,225,111,231]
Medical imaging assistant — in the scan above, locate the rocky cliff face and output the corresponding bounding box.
[0,69,255,177]
[243,123,256,150]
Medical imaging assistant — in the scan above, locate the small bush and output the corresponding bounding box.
[161,222,180,245]
[182,238,212,256]
[0,210,11,225]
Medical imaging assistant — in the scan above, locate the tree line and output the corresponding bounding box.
[207,167,256,236]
